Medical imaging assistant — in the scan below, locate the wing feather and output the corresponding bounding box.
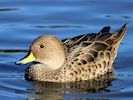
[62,24,127,64]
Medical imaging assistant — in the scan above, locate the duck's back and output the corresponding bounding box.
[61,24,127,82]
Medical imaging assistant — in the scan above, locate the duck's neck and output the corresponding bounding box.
[42,54,65,70]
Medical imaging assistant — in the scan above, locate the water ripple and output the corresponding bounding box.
[0,8,17,12]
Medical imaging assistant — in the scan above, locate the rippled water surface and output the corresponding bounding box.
[0,0,133,100]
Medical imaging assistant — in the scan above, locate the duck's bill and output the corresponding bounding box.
[16,51,36,65]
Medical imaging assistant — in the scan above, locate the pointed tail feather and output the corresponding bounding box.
[114,24,128,48]
[95,24,128,53]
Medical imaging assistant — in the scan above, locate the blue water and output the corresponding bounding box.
[0,0,133,100]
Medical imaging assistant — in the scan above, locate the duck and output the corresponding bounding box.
[16,24,128,82]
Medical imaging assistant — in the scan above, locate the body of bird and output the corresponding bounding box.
[16,24,128,82]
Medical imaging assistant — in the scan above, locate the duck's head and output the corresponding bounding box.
[16,35,66,70]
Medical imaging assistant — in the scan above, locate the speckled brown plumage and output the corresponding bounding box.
[23,24,127,82]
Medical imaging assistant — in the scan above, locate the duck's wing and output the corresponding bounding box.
[65,24,128,63]
[62,33,97,52]
[61,24,127,81]
[62,26,110,52]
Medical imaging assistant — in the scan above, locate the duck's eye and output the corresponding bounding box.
[40,44,45,48]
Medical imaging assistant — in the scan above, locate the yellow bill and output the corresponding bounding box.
[16,51,36,65]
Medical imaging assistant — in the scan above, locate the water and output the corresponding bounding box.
[0,0,133,99]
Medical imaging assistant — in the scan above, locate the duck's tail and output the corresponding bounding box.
[113,24,128,49]
[97,24,128,50]
[94,23,128,61]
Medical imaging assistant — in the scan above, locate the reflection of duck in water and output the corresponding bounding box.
[16,24,127,82]
[27,73,116,100]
